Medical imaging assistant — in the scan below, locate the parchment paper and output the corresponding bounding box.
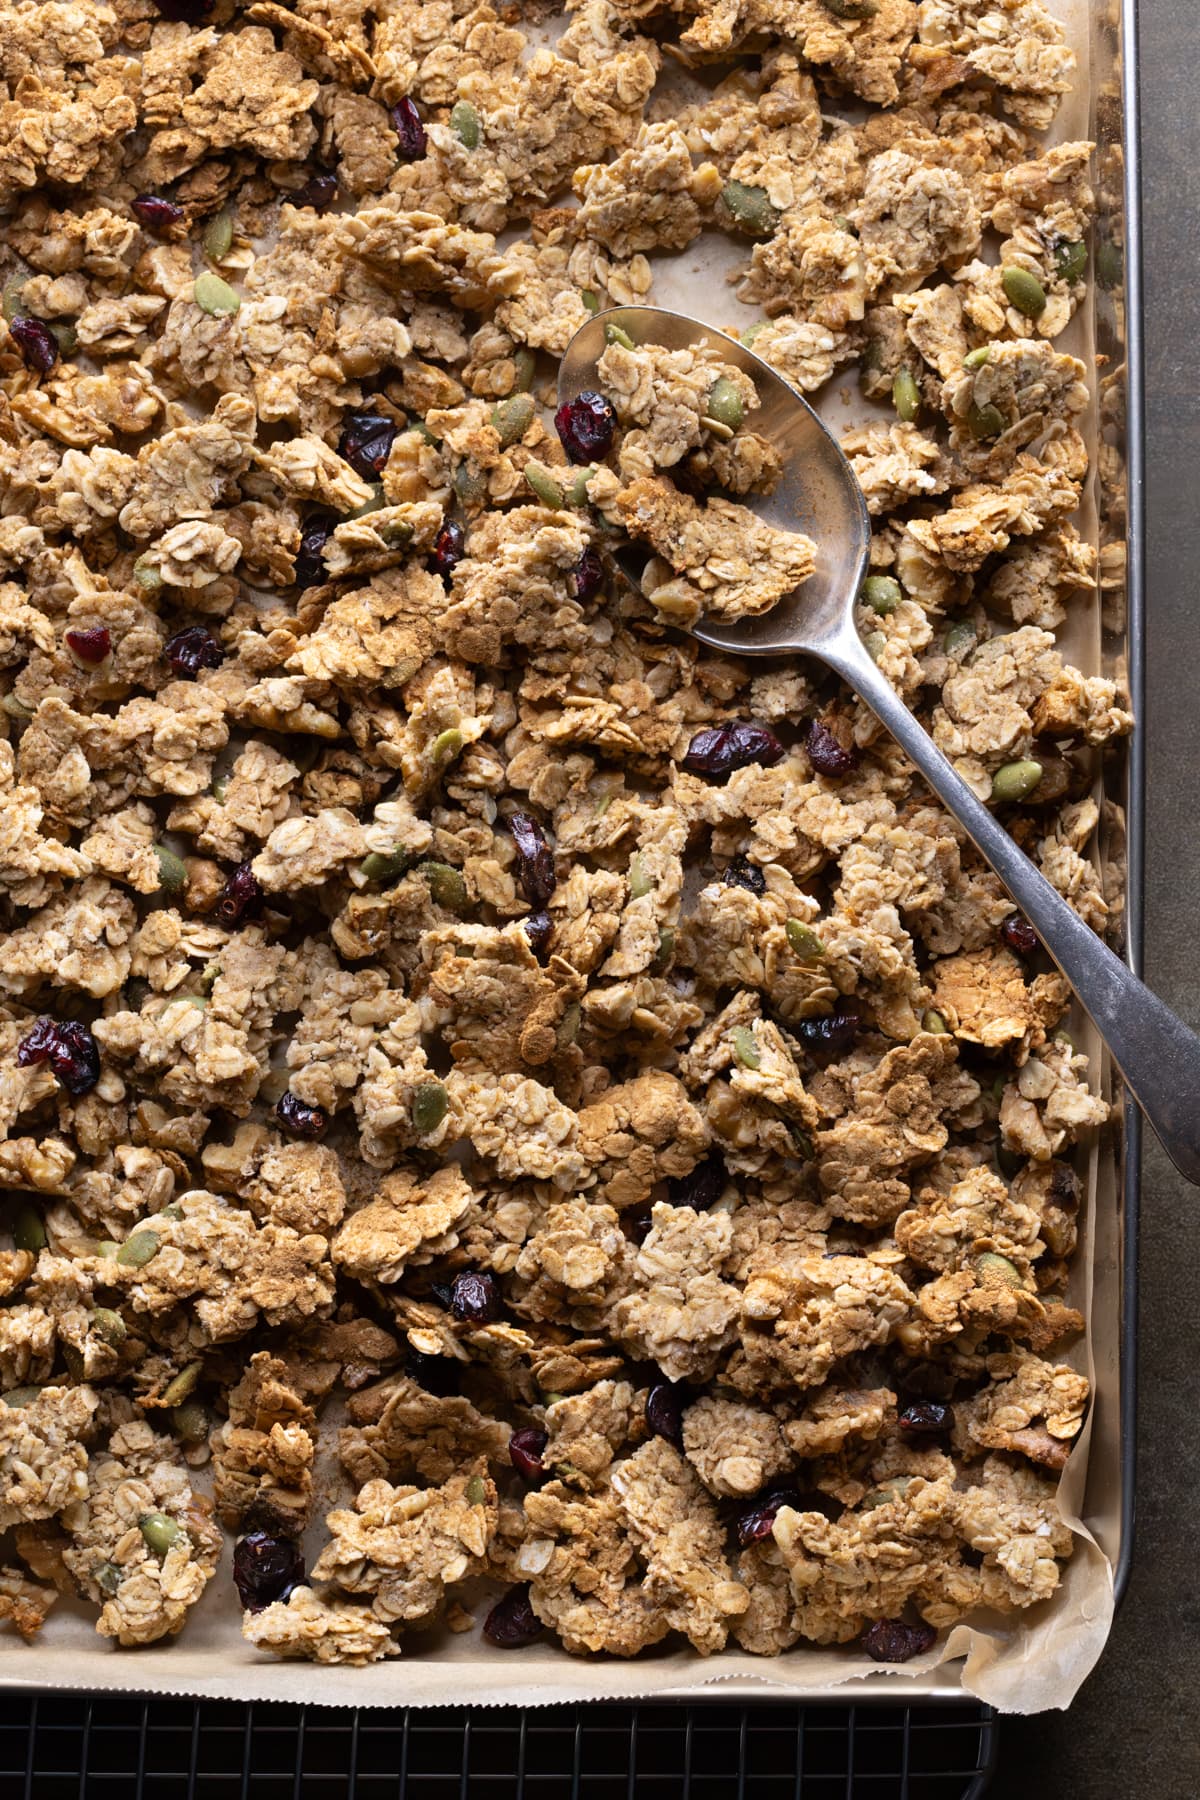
[0,0,1127,1715]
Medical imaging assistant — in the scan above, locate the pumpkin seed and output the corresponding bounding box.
[12,1204,45,1254]
[140,1512,182,1556]
[490,392,535,447]
[153,843,187,893]
[705,375,745,431]
[171,1402,210,1442]
[465,1475,487,1505]
[95,1561,122,1594]
[627,851,653,899]
[785,919,825,960]
[603,322,636,350]
[202,208,233,262]
[416,860,468,911]
[862,574,902,615]
[922,1009,950,1035]
[1001,265,1046,319]
[974,1250,1024,1289]
[160,1361,202,1408]
[2,1387,41,1408]
[412,1082,449,1135]
[1054,240,1088,284]
[360,848,410,883]
[563,465,598,507]
[863,630,887,662]
[991,759,1043,803]
[452,463,487,505]
[2,270,29,323]
[133,557,164,593]
[580,289,600,316]
[967,401,1006,442]
[430,727,464,765]
[116,1229,160,1268]
[892,367,920,422]
[719,181,779,237]
[732,1025,761,1070]
[450,101,480,149]
[962,345,991,369]
[512,348,537,392]
[943,619,976,658]
[91,1307,128,1347]
[193,272,240,317]
[524,460,564,509]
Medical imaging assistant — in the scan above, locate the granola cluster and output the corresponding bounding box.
[0,0,1118,1670]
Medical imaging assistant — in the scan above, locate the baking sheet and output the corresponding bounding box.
[0,0,1139,1715]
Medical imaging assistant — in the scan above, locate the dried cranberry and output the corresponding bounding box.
[8,316,58,375]
[232,1531,305,1612]
[669,1151,727,1212]
[624,1201,654,1243]
[132,194,185,234]
[805,719,859,779]
[793,1008,863,1058]
[406,1348,458,1396]
[275,1092,328,1141]
[450,1270,500,1324]
[294,513,336,589]
[554,390,616,464]
[509,1427,549,1482]
[216,861,263,926]
[337,411,397,479]
[16,1017,100,1097]
[523,910,553,959]
[898,1403,952,1438]
[723,854,765,895]
[507,812,557,907]
[735,1485,802,1548]
[391,97,428,162]
[1000,914,1039,958]
[645,1381,686,1447]
[64,627,111,667]
[573,545,604,602]
[295,171,338,213]
[860,1619,937,1664]
[165,624,223,679]
[428,519,466,582]
[681,722,785,780]
[483,1584,542,1647]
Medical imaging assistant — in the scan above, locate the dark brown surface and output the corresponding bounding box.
[993,8,1200,1795]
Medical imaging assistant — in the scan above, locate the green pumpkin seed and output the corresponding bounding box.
[603,322,636,351]
[159,1202,183,1220]
[967,401,1006,442]
[739,322,768,348]
[788,1124,815,1160]
[785,919,824,960]
[49,320,77,357]
[95,1561,123,1595]
[412,1081,449,1135]
[490,392,535,447]
[991,759,1043,803]
[453,463,487,505]
[862,574,902,615]
[202,209,233,263]
[580,289,600,316]
[96,1240,119,1260]
[860,1476,913,1512]
[2,693,33,721]
[153,843,187,893]
[1054,239,1088,284]
[627,851,652,899]
[116,1230,160,1269]
[821,0,878,15]
[160,1361,202,1408]
[652,926,676,971]
[962,345,991,369]
[133,557,163,594]
[360,848,410,883]
[140,1512,183,1556]
[2,271,29,323]
[719,181,779,238]
[1001,265,1046,319]
[922,1009,950,1035]
[12,1204,46,1254]
[892,367,920,422]
[705,375,745,432]
[430,727,464,766]
[524,460,564,509]
[61,1342,85,1382]
[942,619,976,658]
[1053,1027,1075,1050]
[450,101,481,149]
[193,272,240,317]
[416,860,468,912]
[172,1401,210,1442]
[512,348,537,392]
[465,1474,487,1505]
[91,1307,127,1347]
[732,1025,761,1070]
[562,465,598,507]
[974,1250,1024,1289]
[2,1386,41,1408]
[346,484,387,519]
[863,630,887,663]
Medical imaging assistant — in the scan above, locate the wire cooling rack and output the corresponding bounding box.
[0,1693,996,1798]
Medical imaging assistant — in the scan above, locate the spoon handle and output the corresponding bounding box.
[825,626,1200,1184]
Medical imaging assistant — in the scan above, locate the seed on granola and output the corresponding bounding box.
[572,545,604,601]
[338,411,398,479]
[131,194,186,233]
[785,920,824,960]
[735,1485,802,1546]
[193,273,240,317]
[942,619,977,658]
[117,1230,160,1268]
[860,1618,936,1663]
[172,1402,210,1442]
[645,1381,686,1447]
[705,376,746,431]
[974,1251,1024,1288]
[669,1150,727,1212]
[450,1270,501,1324]
[233,1531,305,1612]
[627,851,652,899]
[491,392,535,447]
[793,1008,863,1056]
[391,96,428,162]
[512,347,537,392]
[417,860,470,912]
[428,519,466,581]
[554,390,616,464]
[12,1204,46,1254]
[483,1584,541,1647]
[1,1387,41,1408]
[1054,240,1088,284]
[216,861,263,925]
[64,627,112,668]
[991,759,1043,803]
[723,854,766,894]
[294,512,337,588]
[719,181,779,237]
[1001,265,1047,319]
[821,0,879,16]
[153,845,188,894]
[139,1512,183,1556]
[681,721,785,779]
[411,1082,449,1136]
[507,813,557,907]
[962,345,991,370]
[161,1362,203,1408]
[732,1025,761,1069]
[523,910,554,958]
[8,316,59,374]
[509,1427,548,1482]
[922,1009,949,1035]
[275,1093,329,1140]
[967,401,1006,442]
[94,1561,122,1594]
[16,1017,101,1096]
[202,209,234,262]
[805,719,859,778]
[133,558,164,594]
[862,575,902,615]
[450,100,481,148]
[892,367,920,422]
[524,460,564,508]
[1000,914,1040,957]
[898,1403,951,1437]
[294,170,338,212]
[360,849,409,883]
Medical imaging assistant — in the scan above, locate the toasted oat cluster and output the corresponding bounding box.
[0,0,1124,1668]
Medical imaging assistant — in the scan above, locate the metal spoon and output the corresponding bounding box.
[560,303,1200,1185]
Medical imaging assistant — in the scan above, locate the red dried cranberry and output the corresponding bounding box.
[483,1584,542,1647]
[275,1092,328,1140]
[8,316,58,374]
[723,854,765,894]
[509,1427,549,1482]
[554,390,616,464]
[522,910,553,959]
[508,812,557,907]
[391,97,428,162]
[793,1008,863,1057]
[805,719,859,779]
[406,1348,458,1396]
[428,519,466,582]
[669,1151,727,1212]
[573,545,604,602]
[295,171,338,212]
[735,1485,802,1547]
[216,861,263,926]
[132,194,185,234]
[860,1618,937,1663]
[645,1381,686,1447]
[16,1017,101,1097]
[232,1531,305,1612]
[681,722,785,780]
[898,1403,951,1437]
[1000,914,1039,958]
[449,1270,500,1324]
[337,411,397,479]
[294,513,336,589]
[165,624,222,679]
[65,627,111,667]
